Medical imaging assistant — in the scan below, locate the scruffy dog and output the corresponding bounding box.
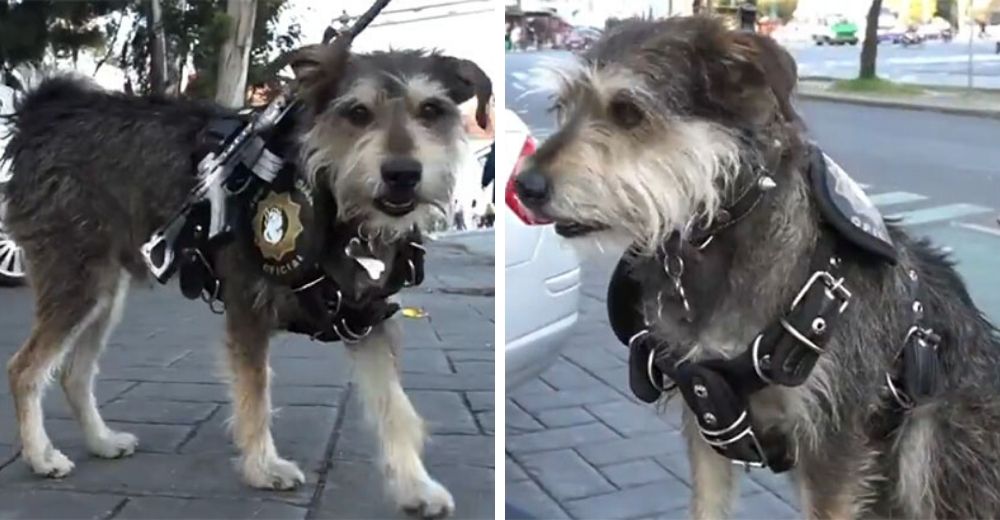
[2,24,489,519]
[515,16,1000,520]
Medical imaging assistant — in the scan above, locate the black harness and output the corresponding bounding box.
[141,101,420,344]
[607,145,942,472]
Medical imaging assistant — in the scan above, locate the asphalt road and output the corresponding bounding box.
[788,38,1000,88]
[505,49,1000,519]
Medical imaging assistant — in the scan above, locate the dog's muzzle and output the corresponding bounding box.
[514,167,608,237]
[376,157,422,216]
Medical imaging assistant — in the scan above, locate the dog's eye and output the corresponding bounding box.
[418,100,445,121]
[344,104,373,126]
[609,99,643,129]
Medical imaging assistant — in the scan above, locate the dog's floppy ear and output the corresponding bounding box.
[712,31,799,123]
[286,39,355,111]
[429,55,493,129]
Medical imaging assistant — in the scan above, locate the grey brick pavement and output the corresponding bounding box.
[0,232,494,519]
[505,255,799,520]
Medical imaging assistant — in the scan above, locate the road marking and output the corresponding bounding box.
[868,191,928,207]
[889,203,993,226]
[956,221,1000,238]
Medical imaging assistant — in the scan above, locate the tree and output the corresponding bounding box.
[214,0,257,108]
[148,0,168,94]
[859,0,882,79]
[122,0,299,100]
[0,0,126,86]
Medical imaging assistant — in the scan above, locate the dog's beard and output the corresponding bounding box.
[302,132,457,243]
[546,119,742,255]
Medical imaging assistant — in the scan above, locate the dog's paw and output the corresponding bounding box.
[242,456,306,491]
[395,475,455,519]
[25,448,75,479]
[88,430,138,459]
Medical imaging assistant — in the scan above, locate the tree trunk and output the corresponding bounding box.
[148,0,168,95]
[215,0,257,108]
[859,0,882,79]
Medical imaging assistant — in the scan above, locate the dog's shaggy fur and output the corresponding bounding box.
[3,43,489,518]
[517,16,1000,519]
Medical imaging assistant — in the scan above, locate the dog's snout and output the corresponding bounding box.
[381,157,422,189]
[515,168,551,205]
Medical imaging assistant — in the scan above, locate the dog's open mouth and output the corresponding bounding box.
[375,195,417,217]
[554,221,608,238]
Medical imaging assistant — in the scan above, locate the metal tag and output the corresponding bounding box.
[345,237,385,280]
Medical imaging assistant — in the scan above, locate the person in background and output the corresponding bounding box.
[482,142,495,203]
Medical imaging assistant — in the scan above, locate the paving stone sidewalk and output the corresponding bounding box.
[505,255,799,520]
[0,233,494,520]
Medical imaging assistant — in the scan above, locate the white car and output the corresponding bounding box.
[503,109,581,389]
[0,83,25,286]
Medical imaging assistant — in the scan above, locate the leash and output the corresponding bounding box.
[609,145,942,473]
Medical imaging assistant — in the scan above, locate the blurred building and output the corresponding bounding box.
[506,0,692,26]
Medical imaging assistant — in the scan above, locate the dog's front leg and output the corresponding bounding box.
[683,410,739,520]
[350,318,455,518]
[224,306,305,490]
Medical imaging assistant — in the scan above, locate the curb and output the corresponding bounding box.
[796,90,1000,120]
[428,228,494,240]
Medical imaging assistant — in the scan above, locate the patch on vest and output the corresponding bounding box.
[255,191,304,262]
[809,147,897,263]
[250,177,319,283]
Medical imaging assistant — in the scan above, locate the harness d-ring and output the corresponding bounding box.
[885,372,913,409]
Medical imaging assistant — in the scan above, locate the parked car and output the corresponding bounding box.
[0,83,26,286]
[503,108,581,389]
[813,16,859,45]
[565,26,601,52]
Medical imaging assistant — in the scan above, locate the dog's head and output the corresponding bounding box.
[292,47,492,240]
[515,17,799,253]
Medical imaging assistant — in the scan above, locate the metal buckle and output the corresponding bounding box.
[791,270,851,314]
[699,412,768,470]
[779,318,825,354]
[903,325,938,350]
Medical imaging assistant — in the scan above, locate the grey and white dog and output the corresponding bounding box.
[516,16,1000,519]
[2,37,489,517]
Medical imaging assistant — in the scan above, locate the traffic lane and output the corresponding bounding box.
[798,100,1000,210]
[506,51,573,135]
[789,40,1000,88]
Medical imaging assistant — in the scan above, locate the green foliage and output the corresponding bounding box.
[0,0,127,81]
[757,0,797,22]
[125,0,299,99]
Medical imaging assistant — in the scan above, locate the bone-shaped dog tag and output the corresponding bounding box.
[355,256,385,280]
[346,237,386,280]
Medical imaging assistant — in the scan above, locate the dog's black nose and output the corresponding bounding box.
[381,157,422,189]
[515,168,550,205]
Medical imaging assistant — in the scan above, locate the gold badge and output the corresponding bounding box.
[254,191,304,262]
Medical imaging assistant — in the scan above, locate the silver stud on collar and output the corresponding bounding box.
[758,176,777,191]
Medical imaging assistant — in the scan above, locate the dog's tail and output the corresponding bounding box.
[1,74,98,167]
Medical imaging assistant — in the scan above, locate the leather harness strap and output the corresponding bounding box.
[609,145,941,473]
[160,112,422,344]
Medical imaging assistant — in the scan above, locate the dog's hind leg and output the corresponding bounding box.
[7,268,113,478]
[223,303,305,490]
[682,410,738,519]
[350,319,455,518]
[59,270,138,459]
